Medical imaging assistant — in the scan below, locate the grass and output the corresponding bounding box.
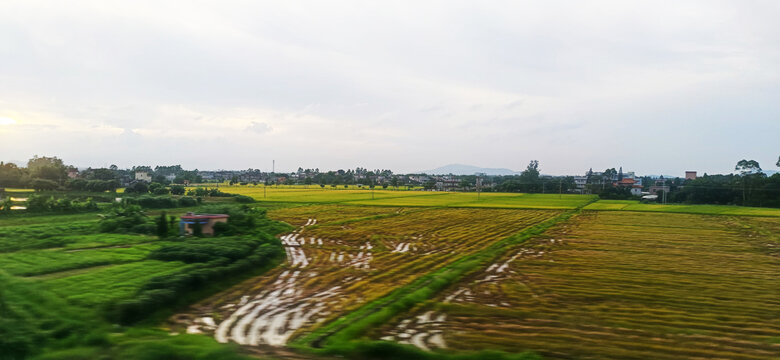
[0,242,158,276]
[377,211,780,359]
[0,200,292,360]
[41,260,194,307]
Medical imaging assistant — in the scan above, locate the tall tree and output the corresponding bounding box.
[519,160,541,192]
[27,156,67,184]
[735,159,763,205]
[735,159,762,175]
[156,212,169,238]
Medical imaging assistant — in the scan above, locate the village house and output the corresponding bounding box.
[613,177,644,196]
[134,171,152,182]
[179,212,229,236]
[648,177,670,195]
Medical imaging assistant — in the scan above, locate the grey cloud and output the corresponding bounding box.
[0,1,778,174]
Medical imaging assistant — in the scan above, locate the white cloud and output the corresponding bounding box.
[0,1,778,174]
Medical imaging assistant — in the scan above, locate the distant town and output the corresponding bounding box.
[2,156,779,208]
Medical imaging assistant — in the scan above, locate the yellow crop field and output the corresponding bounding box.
[218,185,597,209]
[375,211,780,359]
[584,200,780,217]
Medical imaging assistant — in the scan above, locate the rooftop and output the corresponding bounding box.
[180,212,229,220]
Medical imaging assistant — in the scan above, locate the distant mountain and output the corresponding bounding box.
[420,164,519,176]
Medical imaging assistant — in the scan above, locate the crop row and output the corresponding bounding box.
[376,211,780,359]
[171,206,561,348]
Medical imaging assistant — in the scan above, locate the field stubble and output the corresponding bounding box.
[171,205,561,349]
[377,211,780,359]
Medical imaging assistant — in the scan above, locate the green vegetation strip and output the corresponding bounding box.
[292,210,577,354]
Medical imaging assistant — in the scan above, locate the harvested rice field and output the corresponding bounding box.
[171,205,561,347]
[376,211,780,359]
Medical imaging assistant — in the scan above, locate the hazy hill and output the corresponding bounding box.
[420,164,519,176]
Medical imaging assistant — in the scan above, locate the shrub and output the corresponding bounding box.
[233,194,254,203]
[178,196,197,207]
[169,185,185,195]
[31,178,59,191]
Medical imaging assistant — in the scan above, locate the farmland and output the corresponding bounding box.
[218,185,597,209]
[171,205,561,349]
[0,199,290,359]
[1,188,779,360]
[374,211,780,359]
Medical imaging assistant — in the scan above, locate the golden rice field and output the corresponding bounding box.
[376,211,780,359]
[216,185,596,209]
[584,199,780,217]
[171,205,561,347]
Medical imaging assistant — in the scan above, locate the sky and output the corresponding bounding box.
[0,1,778,175]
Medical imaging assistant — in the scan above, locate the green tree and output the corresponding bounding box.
[735,159,762,175]
[30,178,58,191]
[170,185,185,195]
[390,176,399,189]
[459,178,472,189]
[0,162,25,187]
[519,160,541,192]
[27,156,67,184]
[156,212,169,238]
[735,159,763,205]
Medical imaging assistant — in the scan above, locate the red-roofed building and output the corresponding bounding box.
[613,178,644,196]
[180,212,229,236]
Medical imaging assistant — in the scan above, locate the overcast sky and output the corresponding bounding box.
[0,1,778,175]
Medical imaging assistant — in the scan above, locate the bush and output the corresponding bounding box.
[178,196,197,207]
[233,194,254,203]
[31,178,59,191]
[22,194,99,214]
[98,205,152,234]
[124,181,149,194]
[151,187,170,195]
[169,185,185,195]
[136,196,177,209]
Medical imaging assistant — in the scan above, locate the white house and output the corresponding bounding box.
[134,171,152,182]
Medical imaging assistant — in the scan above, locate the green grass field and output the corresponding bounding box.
[41,260,194,306]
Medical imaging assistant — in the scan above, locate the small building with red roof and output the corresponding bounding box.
[180,212,229,236]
